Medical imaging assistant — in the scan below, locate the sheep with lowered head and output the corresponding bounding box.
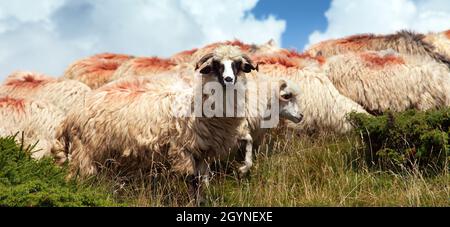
[111,57,177,80]
[63,53,134,89]
[53,45,259,202]
[306,30,450,67]
[0,96,65,159]
[324,50,450,113]
[0,71,91,114]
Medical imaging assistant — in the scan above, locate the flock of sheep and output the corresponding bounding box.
[1,28,449,202]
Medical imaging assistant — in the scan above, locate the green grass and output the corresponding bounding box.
[0,135,121,207]
[205,134,449,206]
[1,110,449,207]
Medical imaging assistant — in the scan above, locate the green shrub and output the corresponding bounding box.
[0,135,119,207]
[349,109,450,171]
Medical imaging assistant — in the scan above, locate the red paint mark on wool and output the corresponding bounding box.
[0,96,25,111]
[5,73,51,89]
[177,48,198,56]
[91,53,132,62]
[361,53,405,68]
[85,60,121,74]
[253,55,301,68]
[104,80,147,100]
[444,30,450,39]
[133,57,176,70]
[324,34,375,51]
[281,49,326,65]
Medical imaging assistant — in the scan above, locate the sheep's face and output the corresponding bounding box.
[278,80,303,123]
[196,53,258,87]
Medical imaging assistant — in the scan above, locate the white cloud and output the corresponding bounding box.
[306,0,450,49]
[0,0,286,80]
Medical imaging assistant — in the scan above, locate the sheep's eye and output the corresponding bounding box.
[281,93,293,100]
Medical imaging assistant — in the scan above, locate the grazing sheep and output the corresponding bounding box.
[111,57,177,79]
[53,45,258,202]
[424,30,450,59]
[253,54,368,134]
[0,96,65,159]
[306,30,450,67]
[323,50,450,113]
[0,71,91,114]
[63,53,134,89]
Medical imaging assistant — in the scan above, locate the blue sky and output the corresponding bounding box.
[0,0,449,79]
[253,0,331,50]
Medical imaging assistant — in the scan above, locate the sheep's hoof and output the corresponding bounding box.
[238,165,252,180]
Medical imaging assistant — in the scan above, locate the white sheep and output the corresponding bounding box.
[235,73,303,175]
[0,71,91,114]
[323,50,450,113]
[306,30,450,68]
[53,45,259,202]
[111,57,177,80]
[253,54,368,134]
[0,96,65,159]
[63,53,134,89]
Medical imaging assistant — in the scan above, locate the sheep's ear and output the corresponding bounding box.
[279,80,293,101]
[242,55,258,73]
[279,79,288,91]
[267,39,276,47]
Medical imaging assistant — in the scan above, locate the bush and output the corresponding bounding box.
[349,109,450,171]
[0,135,119,207]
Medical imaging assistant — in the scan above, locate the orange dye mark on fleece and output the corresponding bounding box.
[5,74,51,89]
[0,96,26,112]
[361,52,405,69]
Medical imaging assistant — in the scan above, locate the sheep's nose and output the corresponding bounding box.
[224,77,233,82]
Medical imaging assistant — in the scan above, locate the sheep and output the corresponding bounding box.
[106,52,304,177]
[424,30,450,59]
[111,57,177,80]
[0,96,65,159]
[53,45,259,202]
[63,53,134,89]
[252,54,368,134]
[306,30,450,68]
[234,73,303,175]
[323,50,450,114]
[0,71,91,114]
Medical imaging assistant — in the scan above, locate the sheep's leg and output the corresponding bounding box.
[68,138,97,179]
[167,143,205,205]
[186,159,210,206]
[238,134,253,177]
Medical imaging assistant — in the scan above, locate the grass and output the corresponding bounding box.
[205,134,449,206]
[0,121,449,207]
[82,132,449,207]
[0,134,120,207]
